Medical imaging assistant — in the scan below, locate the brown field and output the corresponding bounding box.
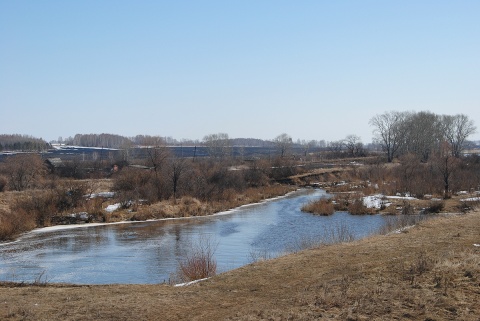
[1,208,479,320]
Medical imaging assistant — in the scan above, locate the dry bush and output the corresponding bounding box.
[84,197,106,219]
[359,184,377,196]
[301,198,334,215]
[0,208,36,241]
[424,200,445,214]
[0,176,7,192]
[13,191,57,227]
[2,154,46,191]
[54,181,89,213]
[377,215,428,235]
[331,192,362,211]
[347,198,374,215]
[401,200,416,215]
[323,221,355,243]
[177,236,217,282]
[178,197,208,217]
[408,251,435,276]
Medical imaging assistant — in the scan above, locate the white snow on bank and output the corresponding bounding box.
[363,194,386,209]
[174,277,209,287]
[385,195,417,200]
[88,192,115,199]
[461,197,480,202]
[105,203,121,212]
[362,194,418,209]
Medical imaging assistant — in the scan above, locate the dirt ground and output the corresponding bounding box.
[1,208,479,320]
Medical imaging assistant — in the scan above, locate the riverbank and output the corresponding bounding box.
[0,182,297,242]
[1,208,479,320]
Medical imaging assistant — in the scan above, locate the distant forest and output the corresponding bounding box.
[59,134,281,149]
[0,134,50,152]
[0,133,288,151]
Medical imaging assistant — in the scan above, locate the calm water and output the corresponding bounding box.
[0,189,388,284]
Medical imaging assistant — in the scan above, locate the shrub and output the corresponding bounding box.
[0,209,36,241]
[54,181,88,212]
[347,199,374,215]
[177,236,217,282]
[424,200,444,214]
[13,191,57,227]
[401,200,415,215]
[301,198,334,216]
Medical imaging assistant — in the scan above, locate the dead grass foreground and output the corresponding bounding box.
[1,211,479,321]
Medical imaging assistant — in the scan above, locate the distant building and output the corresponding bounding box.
[45,158,65,173]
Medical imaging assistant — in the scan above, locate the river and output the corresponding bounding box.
[0,189,389,284]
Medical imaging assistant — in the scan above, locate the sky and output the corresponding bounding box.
[1,1,479,144]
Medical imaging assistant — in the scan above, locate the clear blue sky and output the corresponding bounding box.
[1,1,479,143]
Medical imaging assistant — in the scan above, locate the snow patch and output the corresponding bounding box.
[461,197,480,202]
[363,195,387,209]
[174,277,209,287]
[88,192,115,199]
[105,203,121,212]
[362,194,418,209]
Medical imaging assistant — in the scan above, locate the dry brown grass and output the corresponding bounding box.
[128,185,296,221]
[1,209,479,320]
[301,198,335,215]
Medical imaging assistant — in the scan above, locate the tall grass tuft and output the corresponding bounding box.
[324,221,355,244]
[377,215,429,235]
[177,235,217,282]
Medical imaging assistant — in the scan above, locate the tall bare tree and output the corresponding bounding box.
[370,111,409,162]
[401,111,442,162]
[3,154,46,191]
[203,133,231,159]
[433,141,460,198]
[442,114,476,158]
[168,157,187,203]
[343,135,364,157]
[143,137,170,200]
[274,133,292,158]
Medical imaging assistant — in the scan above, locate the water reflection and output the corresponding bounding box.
[0,189,390,284]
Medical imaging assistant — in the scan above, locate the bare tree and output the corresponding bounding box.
[442,114,476,158]
[143,138,170,200]
[168,157,187,203]
[274,133,292,158]
[203,133,231,159]
[3,154,46,191]
[433,141,460,198]
[299,139,315,158]
[328,140,345,158]
[343,135,364,157]
[401,111,442,162]
[370,111,409,162]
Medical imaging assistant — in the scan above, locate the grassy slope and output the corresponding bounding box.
[1,211,479,320]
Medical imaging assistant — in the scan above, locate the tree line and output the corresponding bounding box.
[370,111,476,162]
[0,134,50,152]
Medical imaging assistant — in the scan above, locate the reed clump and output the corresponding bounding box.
[301,198,334,216]
[177,236,217,282]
